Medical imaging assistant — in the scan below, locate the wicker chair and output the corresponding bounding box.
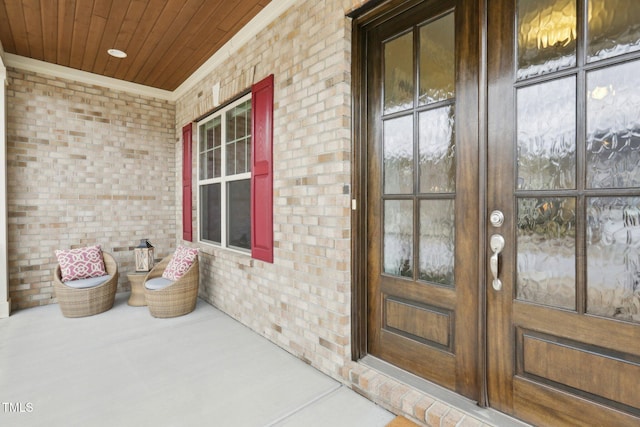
[143,255,199,318]
[53,252,119,318]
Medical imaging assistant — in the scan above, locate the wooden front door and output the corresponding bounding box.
[357,0,640,424]
[487,0,640,424]
[361,0,481,400]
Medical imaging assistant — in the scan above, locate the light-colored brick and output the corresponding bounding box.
[426,401,451,427]
[7,68,176,309]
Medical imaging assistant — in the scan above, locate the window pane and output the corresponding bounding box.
[517,0,576,80]
[203,117,221,150]
[588,0,640,62]
[200,184,221,244]
[213,119,221,148]
[384,200,413,278]
[246,100,252,136]
[587,197,640,323]
[206,122,214,150]
[419,105,455,193]
[419,199,454,286]
[236,101,250,139]
[199,125,207,153]
[226,109,236,142]
[517,197,576,310]
[384,115,414,194]
[384,31,414,114]
[226,100,251,140]
[199,153,207,180]
[236,140,249,174]
[517,77,576,190]
[226,100,251,177]
[419,12,455,105]
[236,113,243,140]
[226,142,236,175]
[206,151,214,179]
[587,60,640,189]
[198,117,221,180]
[227,180,251,250]
[214,146,221,178]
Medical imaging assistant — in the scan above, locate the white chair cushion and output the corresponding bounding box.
[64,274,111,289]
[145,277,174,290]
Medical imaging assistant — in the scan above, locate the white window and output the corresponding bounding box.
[197,94,252,251]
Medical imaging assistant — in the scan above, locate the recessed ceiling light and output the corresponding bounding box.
[107,49,127,58]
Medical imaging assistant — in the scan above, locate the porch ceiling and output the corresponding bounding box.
[0,0,271,91]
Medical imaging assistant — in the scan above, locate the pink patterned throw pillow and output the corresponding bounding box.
[162,245,198,281]
[55,245,107,282]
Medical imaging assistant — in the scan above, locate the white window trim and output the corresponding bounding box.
[197,93,252,254]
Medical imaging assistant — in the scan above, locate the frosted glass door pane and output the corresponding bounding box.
[587,60,640,189]
[419,106,455,193]
[384,200,414,278]
[517,77,576,190]
[419,12,455,105]
[517,198,576,309]
[587,0,640,62]
[384,32,414,114]
[517,0,576,80]
[587,197,640,323]
[419,200,454,286]
[384,115,414,194]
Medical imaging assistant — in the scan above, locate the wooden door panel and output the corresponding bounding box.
[380,279,456,310]
[517,329,640,409]
[384,295,454,350]
[514,379,640,427]
[377,329,456,385]
[513,302,640,355]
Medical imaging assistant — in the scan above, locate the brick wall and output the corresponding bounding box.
[175,0,490,425]
[176,0,353,374]
[6,68,177,310]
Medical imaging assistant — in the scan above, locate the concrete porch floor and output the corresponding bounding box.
[0,294,396,427]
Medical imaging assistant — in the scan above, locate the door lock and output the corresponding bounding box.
[489,210,504,227]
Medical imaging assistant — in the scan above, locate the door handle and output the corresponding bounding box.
[490,234,505,291]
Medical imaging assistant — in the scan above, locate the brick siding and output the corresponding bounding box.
[176,0,354,379]
[6,68,177,310]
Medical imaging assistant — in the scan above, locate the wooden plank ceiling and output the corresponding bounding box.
[0,0,272,91]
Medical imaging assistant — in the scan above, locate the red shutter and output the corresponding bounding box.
[251,74,274,263]
[182,123,193,242]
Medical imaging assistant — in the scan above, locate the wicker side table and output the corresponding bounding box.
[127,272,147,306]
